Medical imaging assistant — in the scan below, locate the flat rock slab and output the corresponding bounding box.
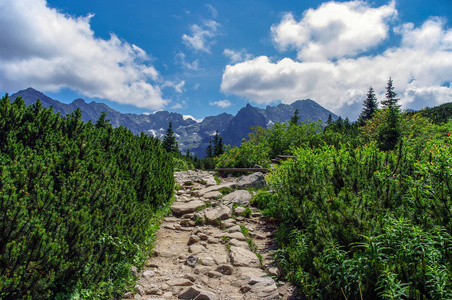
[193,182,237,197]
[171,200,205,216]
[222,190,252,207]
[203,191,223,199]
[229,246,260,268]
[175,170,217,187]
[236,172,267,190]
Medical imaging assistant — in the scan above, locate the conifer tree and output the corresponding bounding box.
[95,111,111,129]
[326,113,333,126]
[205,139,213,158]
[358,87,378,124]
[162,122,178,153]
[381,77,400,108]
[289,109,300,125]
[213,130,224,157]
[378,78,401,151]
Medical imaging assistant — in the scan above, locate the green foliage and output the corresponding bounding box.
[289,109,300,125]
[0,95,174,299]
[162,122,178,153]
[358,86,378,124]
[259,122,452,299]
[215,139,270,168]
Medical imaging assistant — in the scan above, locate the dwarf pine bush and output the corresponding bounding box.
[0,95,174,299]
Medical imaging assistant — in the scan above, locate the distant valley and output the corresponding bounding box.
[10,88,337,157]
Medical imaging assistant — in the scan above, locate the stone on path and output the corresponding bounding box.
[222,190,252,207]
[175,170,217,187]
[178,286,218,300]
[193,182,237,197]
[170,200,205,216]
[240,275,279,300]
[236,172,267,189]
[203,191,222,199]
[229,246,261,268]
[204,206,231,225]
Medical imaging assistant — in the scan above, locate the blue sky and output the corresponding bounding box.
[1,0,452,121]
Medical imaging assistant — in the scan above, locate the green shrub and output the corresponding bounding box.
[0,95,174,299]
[215,140,270,168]
[263,124,452,298]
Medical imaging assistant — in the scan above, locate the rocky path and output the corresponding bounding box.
[122,170,296,300]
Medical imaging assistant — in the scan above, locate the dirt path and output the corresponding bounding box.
[122,171,297,300]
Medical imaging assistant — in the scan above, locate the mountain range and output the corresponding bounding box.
[10,88,337,157]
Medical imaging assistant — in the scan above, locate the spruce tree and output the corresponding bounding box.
[205,140,213,158]
[381,77,399,108]
[378,78,401,151]
[326,113,333,126]
[289,109,300,125]
[213,130,224,157]
[358,87,378,124]
[162,122,178,153]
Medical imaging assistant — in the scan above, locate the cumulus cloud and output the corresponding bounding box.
[271,1,397,61]
[223,49,253,63]
[182,20,220,53]
[222,1,452,119]
[209,100,232,108]
[0,0,169,110]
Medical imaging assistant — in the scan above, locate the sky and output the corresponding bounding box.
[1,0,452,121]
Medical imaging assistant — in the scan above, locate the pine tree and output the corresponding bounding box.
[381,77,400,108]
[205,140,213,158]
[162,122,178,153]
[212,130,224,157]
[378,78,401,151]
[95,111,111,129]
[358,87,378,124]
[289,109,300,125]
[326,113,333,126]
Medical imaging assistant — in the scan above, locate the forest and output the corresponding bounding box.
[1,76,452,299]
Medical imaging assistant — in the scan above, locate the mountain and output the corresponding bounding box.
[9,88,337,157]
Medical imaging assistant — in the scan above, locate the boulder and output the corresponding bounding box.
[170,200,205,216]
[236,172,267,189]
[240,275,279,300]
[178,286,218,300]
[222,190,252,207]
[229,246,260,268]
[204,206,232,224]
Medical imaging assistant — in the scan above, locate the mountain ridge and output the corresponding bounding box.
[10,87,337,157]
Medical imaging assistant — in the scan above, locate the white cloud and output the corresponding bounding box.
[271,1,397,60]
[175,52,200,70]
[182,20,220,53]
[0,0,169,110]
[206,4,218,18]
[209,100,232,108]
[162,80,185,93]
[183,115,203,122]
[223,49,253,63]
[222,2,452,119]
